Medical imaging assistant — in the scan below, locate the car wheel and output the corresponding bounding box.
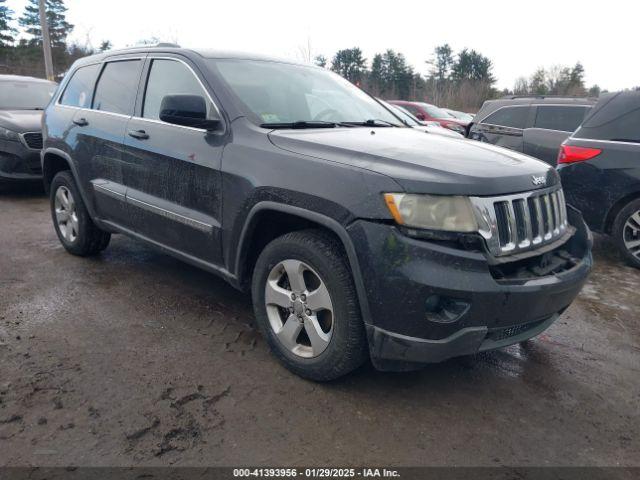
[612,198,640,269]
[50,170,111,256]
[251,229,368,381]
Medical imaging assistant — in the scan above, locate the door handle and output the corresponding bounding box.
[73,117,88,127]
[128,129,149,140]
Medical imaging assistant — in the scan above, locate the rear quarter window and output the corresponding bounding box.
[59,64,100,108]
[481,105,529,129]
[534,105,590,132]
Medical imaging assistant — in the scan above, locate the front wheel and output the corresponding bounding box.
[50,171,111,256]
[251,230,368,381]
[612,199,640,269]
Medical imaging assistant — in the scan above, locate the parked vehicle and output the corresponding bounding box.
[443,108,474,123]
[389,100,468,135]
[378,99,464,139]
[42,46,592,380]
[467,96,595,165]
[558,91,640,268]
[0,75,57,185]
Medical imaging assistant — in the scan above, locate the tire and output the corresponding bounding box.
[50,170,111,256]
[251,229,368,381]
[612,198,640,269]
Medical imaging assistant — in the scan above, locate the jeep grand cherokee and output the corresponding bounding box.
[41,46,592,380]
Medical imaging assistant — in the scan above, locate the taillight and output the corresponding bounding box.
[558,145,602,164]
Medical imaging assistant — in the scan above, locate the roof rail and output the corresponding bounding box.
[502,95,591,100]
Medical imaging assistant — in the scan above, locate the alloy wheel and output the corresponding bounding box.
[264,259,334,358]
[623,210,640,259]
[54,185,79,243]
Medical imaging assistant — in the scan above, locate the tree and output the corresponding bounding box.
[529,68,548,95]
[513,76,529,95]
[428,43,454,82]
[330,48,367,84]
[19,0,73,48]
[451,49,495,84]
[98,40,112,52]
[588,84,601,97]
[0,0,16,47]
[314,54,327,68]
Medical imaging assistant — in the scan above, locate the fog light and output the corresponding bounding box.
[425,295,470,323]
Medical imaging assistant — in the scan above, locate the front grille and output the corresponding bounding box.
[470,186,569,256]
[21,132,43,150]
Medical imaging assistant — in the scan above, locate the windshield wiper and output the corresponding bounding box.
[341,119,400,127]
[260,121,341,129]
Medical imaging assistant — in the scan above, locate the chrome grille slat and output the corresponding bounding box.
[470,186,569,257]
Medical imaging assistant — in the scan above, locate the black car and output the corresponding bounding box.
[468,96,595,165]
[41,46,592,380]
[558,90,640,268]
[0,75,57,184]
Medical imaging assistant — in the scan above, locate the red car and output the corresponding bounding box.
[388,100,468,135]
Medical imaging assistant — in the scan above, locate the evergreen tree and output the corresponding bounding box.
[0,0,17,47]
[428,43,454,82]
[19,0,73,48]
[529,68,549,95]
[99,40,112,52]
[451,49,496,84]
[330,48,367,84]
[313,54,327,68]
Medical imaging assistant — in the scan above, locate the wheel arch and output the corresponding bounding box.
[604,190,640,234]
[234,202,372,324]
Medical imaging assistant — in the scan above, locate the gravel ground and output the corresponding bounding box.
[1,186,639,467]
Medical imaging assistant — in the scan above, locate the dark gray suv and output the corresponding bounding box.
[468,96,595,165]
[41,46,592,380]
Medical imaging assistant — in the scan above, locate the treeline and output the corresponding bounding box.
[319,44,605,111]
[0,0,106,78]
[0,1,617,110]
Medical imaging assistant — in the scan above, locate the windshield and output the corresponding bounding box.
[0,81,57,110]
[420,103,454,119]
[210,59,401,127]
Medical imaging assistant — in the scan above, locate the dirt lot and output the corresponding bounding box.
[1,187,639,467]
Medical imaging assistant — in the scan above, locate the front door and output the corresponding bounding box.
[122,56,226,266]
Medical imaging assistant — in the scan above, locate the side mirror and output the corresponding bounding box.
[415,112,426,121]
[159,95,221,131]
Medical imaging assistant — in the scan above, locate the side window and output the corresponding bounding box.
[92,60,141,115]
[142,59,214,120]
[576,108,640,142]
[59,64,100,108]
[482,106,529,129]
[402,103,420,115]
[534,106,589,132]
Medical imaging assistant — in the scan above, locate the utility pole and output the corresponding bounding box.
[38,0,54,81]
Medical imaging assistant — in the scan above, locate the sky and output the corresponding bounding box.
[6,0,639,91]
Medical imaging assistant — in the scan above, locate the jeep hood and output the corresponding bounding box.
[0,110,43,133]
[268,128,559,196]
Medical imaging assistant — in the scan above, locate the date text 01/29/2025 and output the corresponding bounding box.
[232,468,401,478]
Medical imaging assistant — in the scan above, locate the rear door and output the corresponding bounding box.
[67,55,144,224]
[523,105,591,165]
[121,55,226,265]
[471,105,530,151]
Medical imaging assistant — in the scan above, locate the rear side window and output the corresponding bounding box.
[92,60,141,115]
[534,106,590,132]
[482,106,529,129]
[59,64,100,108]
[142,59,213,120]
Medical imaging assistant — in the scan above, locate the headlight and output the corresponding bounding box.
[384,193,478,232]
[0,126,20,142]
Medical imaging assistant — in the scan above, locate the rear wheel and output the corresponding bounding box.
[612,198,640,269]
[251,230,368,381]
[50,171,111,256]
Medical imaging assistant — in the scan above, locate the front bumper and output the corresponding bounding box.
[347,206,592,371]
[0,139,43,181]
